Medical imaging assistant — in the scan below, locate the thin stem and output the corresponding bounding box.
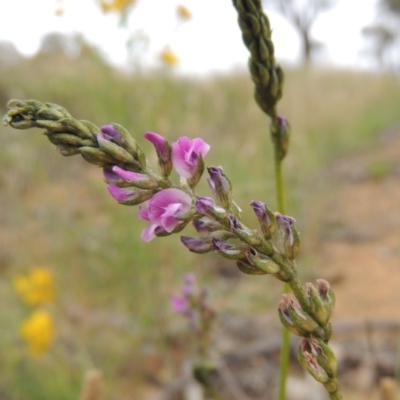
[273,139,290,400]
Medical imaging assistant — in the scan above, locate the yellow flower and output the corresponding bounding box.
[21,310,55,355]
[13,268,55,306]
[160,48,179,67]
[176,5,192,21]
[100,0,136,13]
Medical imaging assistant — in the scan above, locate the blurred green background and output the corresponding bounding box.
[1,39,400,399]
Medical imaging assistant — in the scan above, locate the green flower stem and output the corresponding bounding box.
[272,131,290,400]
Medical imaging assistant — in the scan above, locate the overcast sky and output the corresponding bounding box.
[0,0,379,74]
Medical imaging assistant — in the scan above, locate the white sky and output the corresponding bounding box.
[0,0,378,75]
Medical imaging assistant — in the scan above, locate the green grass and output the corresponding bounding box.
[1,52,400,399]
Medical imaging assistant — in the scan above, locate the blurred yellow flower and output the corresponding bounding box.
[160,49,179,67]
[100,0,136,13]
[21,310,55,355]
[13,268,55,306]
[176,5,192,21]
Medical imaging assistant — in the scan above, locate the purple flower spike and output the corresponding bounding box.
[170,294,188,313]
[101,125,123,144]
[138,188,192,242]
[171,136,210,179]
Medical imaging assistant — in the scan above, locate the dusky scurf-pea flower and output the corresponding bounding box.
[171,136,210,179]
[138,188,192,242]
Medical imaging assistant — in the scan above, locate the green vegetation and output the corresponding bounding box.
[1,51,400,399]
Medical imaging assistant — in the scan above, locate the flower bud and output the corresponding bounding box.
[298,341,330,384]
[180,236,213,254]
[250,200,276,239]
[144,131,173,178]
[57,146,80,156]
[79,146,115,167]
[245,247,282,276]
[271,116,290,161]
[229,215,262,246]
[100,124,123,144]
[275,213,300,260]
[236,258,267,275]
[317,279,336,321]
[193,217,223,234]
[107,184,154,206]
[306,280,335,326]
[278,294,322,337]
[207,166,232,209]
[212,238,247,260]
[111,166,159,190]
[97,133,137,165]
[104,124,145,166]
[299,338,338,383]
[195,197,229,224]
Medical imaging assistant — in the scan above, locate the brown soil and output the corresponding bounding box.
[308,128,400,322]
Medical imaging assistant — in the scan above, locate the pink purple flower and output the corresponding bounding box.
[170,294,189,313]
[139,188,192,241]
[171,137,210,179]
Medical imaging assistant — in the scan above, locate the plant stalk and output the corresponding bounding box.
[272,136,290,400]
